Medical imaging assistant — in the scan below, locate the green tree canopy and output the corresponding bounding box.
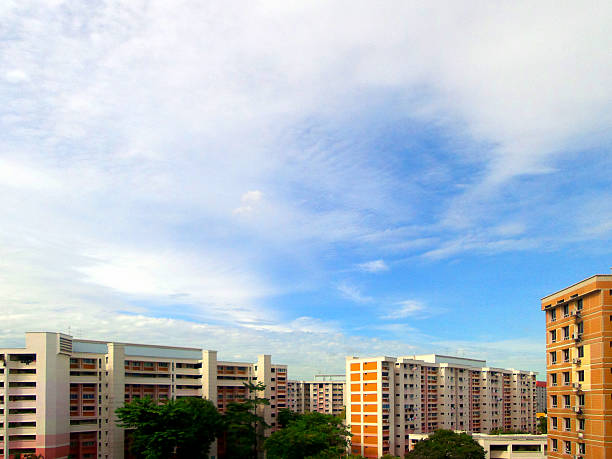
[116,396,222,459]
[278,408,301,428]
[537,416,547,434]
[264,411,351,459]
[222,382,269,459]
[405,430,486,459]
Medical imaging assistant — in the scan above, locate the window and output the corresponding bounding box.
[563,372,570,385]
[578,370,585,382]
[578,418,585,431]
[578,346,584,358]
[550,309,557,322]
[579,443,585,454]
[564,441,571,454]
[563,326,570,340]
[564,417,571,431]
[550,330,557,343]
[551,395,557,408]
[578,393,585,406]
[551,417,557,430]
[551,373,557,386]
[564,304,569,317]
[550,351,557,364]
[564,394,570,408]
[563,349,570,362]
[577,298,583,310]
[578,322,584,334]
[551,438,557,452]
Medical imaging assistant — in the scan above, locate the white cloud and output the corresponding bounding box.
[233,190,263,215]
[357,259,389,273]
[4,69,29,83]
[382,300,428,319]
[337,282,372,303]
[0,0,609,376]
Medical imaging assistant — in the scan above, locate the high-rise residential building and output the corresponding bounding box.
[0,332,287,459]
[287,379,345,416]
[536,381,547,413]
[542,273,612,459]
[346,354,537,458]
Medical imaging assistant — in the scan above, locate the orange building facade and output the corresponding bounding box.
[346,354,536,458]
[542,274,612,459]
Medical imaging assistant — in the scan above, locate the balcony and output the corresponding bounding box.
[8,374,36,383]
[176,388,201,397]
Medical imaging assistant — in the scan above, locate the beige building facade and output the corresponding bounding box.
[287,379,345,416]
[0,332,287,459]
[346,354,537,458]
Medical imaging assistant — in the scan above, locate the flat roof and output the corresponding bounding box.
[541,274,612,301]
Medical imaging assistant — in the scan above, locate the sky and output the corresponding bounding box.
[1,1,611,379]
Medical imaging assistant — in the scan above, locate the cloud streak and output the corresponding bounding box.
[0,1,610,376]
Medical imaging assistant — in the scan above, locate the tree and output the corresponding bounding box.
[405,430,486,459]
[537,416,547,434]
[116,396,222,458]
[222,382,270,459]
[264,411,351,459]
[278,408,301,428]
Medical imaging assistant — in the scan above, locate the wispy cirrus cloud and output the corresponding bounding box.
[0,0,610,377]
[357,259,389,273]
[380,300,443,320]
[337,282,373,303]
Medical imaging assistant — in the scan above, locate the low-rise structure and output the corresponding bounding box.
[407,432,547,458]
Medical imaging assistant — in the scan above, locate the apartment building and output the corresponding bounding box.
[536,381,547,413]
[287,379,345,416]
[346,354,537,458]
[542,274,612,459]
[0,332,287,459]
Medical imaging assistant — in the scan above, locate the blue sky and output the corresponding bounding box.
[1,1,611,379]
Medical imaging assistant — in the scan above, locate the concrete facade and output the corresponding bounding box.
[346,354,537,458]
[535,381,547,414]
[0,332,287,459]
[287,380,345,416]
[543,274,612,459]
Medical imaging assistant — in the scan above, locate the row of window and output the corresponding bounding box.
[550,416,585,431]
[549,369,584,386]
[549,322,583,342]
[550,393,585,408]
[548,299,583,322]
[549,345,584,364]
[550,438,585,455]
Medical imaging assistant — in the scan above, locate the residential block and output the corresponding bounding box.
[0,332,287,459]
[346,354,537,458]
[543,274,612,459]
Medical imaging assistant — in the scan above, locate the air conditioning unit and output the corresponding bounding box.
[573,333,583,341]
[574,406,583,414]
[572,358,581,365]
[572,383,582,389]
[578,432,584,439]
